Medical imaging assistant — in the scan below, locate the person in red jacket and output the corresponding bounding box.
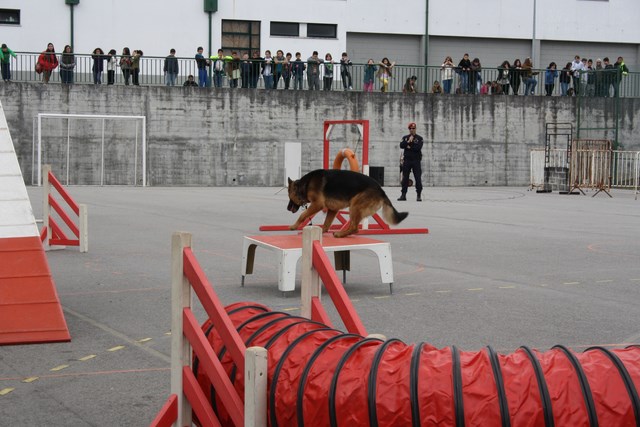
[37,43,58,83]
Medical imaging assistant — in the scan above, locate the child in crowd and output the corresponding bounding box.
[403,75,417,93]
[92,48,105,84]
[480,80,491,95]
[183,74,198,87]
[431,80,443,94]
[283,52,293,89]
[363,59,377,92]
[340,52,352,90]
[377,57,394,92]
[106,49,117,85]
[323,53,334,90]
[291,52,305,90]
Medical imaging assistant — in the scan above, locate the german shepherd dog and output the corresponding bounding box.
[287,169,409,237]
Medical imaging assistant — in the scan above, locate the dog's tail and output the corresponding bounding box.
[382,196,409,225]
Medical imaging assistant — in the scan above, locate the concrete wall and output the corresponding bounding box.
[1,83,638,187]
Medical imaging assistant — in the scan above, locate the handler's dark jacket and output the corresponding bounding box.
[400,134,424,162]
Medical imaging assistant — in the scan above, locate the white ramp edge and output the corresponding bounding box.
[0,100,39,238]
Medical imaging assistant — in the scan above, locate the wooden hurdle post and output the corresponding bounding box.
[42,165,52,251]
[245,346,268,427]
[301,226,323,319]
[171,232,193,427]
[168,231,268,427]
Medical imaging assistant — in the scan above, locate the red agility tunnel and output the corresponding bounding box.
[194,304,640,427]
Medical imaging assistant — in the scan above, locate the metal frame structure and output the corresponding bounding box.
[34,113,147,186]
[537,123,572,193]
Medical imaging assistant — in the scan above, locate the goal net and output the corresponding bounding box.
[32,113,147,186]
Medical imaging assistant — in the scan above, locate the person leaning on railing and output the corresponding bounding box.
[106,49,117,85]
[522,58,539,96]
[559,62,572,96]
[440,56,455,94]
[37,42,58,84]
[544,62,558,96]
[227,51,241,88]
[250,51,262,89]
[291,52,305,90]
[131,50,142,86]
[0,43,17,82]
[340,52,353,91]
[497,60,511,95]
[164,48,179,87]
[307,51,323,91]
[613,56,629,97]
[91,48,105,84]
[363,59,377,93]
[194,46,209,88]
[240,53,251,89]
[378,57,394,93]
[59,45,76,85]
[119,47,132,86]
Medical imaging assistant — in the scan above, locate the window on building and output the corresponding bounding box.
[221,20,260,56]
[0,9,20,25]
[271,22,299,37]
[307,23,337,39]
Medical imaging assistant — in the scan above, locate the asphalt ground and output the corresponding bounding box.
[1,185,639,426]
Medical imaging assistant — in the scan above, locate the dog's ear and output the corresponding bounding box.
[288,177,293,185]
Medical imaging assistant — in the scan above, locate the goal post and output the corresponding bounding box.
[34,113,147,186]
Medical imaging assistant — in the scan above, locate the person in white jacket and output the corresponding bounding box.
[441,56,454,94]
[106,49,117,85]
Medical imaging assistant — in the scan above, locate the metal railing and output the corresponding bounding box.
[530,148,639,197]
[3,51,639,97]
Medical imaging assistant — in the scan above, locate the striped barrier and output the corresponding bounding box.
[40,165,88,252]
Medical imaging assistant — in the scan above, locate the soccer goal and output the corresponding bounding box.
[32,113,147,186]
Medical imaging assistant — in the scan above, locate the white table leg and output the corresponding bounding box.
[278,249,301,292]
[370,243,394,286]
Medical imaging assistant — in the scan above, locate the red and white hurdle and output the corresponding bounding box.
[40,164,88,252]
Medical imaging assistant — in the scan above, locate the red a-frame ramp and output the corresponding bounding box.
[0,101,70,345]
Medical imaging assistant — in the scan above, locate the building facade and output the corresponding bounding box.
[0,0,637,71]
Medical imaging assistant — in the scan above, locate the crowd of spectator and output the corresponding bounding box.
[0,42,632,97]
[438,53,630,97]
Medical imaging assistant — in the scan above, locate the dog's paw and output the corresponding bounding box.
[289,224,298,231]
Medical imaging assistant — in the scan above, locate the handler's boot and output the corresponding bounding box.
[416,192,422,202]
[397,193,406,201]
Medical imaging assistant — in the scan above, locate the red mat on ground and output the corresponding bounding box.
[0,236,70,345]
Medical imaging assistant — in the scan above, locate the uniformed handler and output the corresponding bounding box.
[398,122,423,201]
